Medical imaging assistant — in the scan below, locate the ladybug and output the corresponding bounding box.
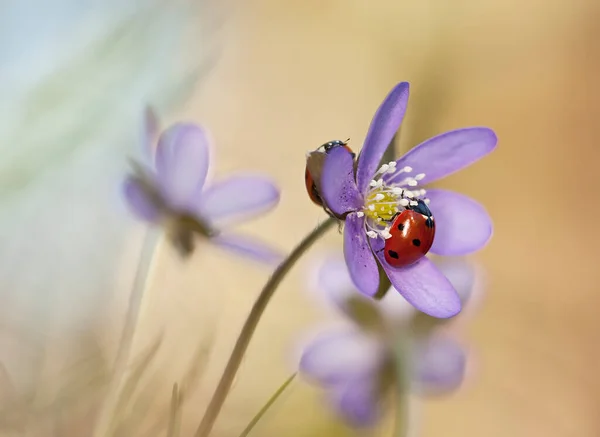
[305,139,355,206]
[383,199,435,268]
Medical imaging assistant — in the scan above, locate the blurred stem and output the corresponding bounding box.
[194,217,337,437]
[93,230,161,437]
[167,383,182,437]
[238,373,297,437]
[393,341,411,437]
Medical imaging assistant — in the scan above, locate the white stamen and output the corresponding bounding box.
[424,198,431,205]
[407,178,418,187]
[379,164,390,173]
[370,180,378,187]
[404,190,414,198]
[388,161,397,167]
[381,229,392,239]
[375,193,385,201]
[409,200,418,206]
[403,166,412,173]
[399,198,409,206]
[356,211,365,218]
[376,179,383,187]
[368,204,375,211]
[391,187,404,195]
[415,173,426,181]
[366,231,378,239]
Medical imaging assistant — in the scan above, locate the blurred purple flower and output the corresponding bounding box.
[299,256,478,428]
[318,82,497,318]
[122,109,282,263]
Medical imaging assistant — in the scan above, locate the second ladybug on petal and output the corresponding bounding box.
[304,139,355,207]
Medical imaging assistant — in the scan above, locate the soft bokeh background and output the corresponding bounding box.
[0,0,599,436]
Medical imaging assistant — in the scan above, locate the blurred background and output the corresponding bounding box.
[0,0,599,436]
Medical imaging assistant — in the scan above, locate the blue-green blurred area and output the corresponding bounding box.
[1,0,599,436]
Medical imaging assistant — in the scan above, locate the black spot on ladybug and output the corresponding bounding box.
[388,250,399,259]
[397,223,405,231]
[412,239,421,247]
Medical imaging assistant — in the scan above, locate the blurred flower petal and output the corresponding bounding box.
[331,377,381,427]
[122,177,161,222]
[212,233,283,265]
[155,123,210,209]
[197,174,280,226]
[300,329,383,386]
[411,334,466,395]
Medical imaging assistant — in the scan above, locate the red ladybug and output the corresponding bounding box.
[305,139,355,206]
[384,199,435,267]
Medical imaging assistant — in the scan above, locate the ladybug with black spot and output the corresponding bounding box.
[384,198,435,268]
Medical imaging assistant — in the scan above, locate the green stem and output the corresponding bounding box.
[194,217,337,437]
[393,341,412,437]
[238,373,297,437]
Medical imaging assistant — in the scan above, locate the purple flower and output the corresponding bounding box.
[299,256,477,428]
[122,108,282,263]
[318,82,496,318]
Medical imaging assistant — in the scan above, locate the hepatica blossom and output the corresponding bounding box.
[122,109,281,263]
[318,82,497,318]
[299,256,477,427]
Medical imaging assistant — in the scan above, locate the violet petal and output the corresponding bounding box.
[356,82,410,194]
[411,334,466,395]
[140,106,159,159]
[212,233,284,265]
[196,174,280,226]
[321,147,363,216]
[155,123,210,210]
[388,127,497,185]
[331,377,381,428]
[344,213,381,297]
[299,328,383,386]
[372,238,461,318]
[433,258,476,306]
[427,189,493,256]
[122,177,161,223]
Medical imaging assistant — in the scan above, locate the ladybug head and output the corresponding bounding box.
[406,198,432,217]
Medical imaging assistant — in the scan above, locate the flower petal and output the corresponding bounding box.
[212,233,284,265]
[155,123,210,209]
[321,147,363,215]
[299,328,383,386]
[411,334,466,395]
[330,377,381,427]
[433,258,476,306]
[344,213,380,297]
[196,174,280,226]
[356,82,410,194]
[140,106,159,160]
[427,189,493,256]
[388,127,497,185]
[122,177,161,222]
[371,238,461,318]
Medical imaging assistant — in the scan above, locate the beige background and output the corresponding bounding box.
[0,0,599,436]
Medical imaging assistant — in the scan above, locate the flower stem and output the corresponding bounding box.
[194,217,337,437]
[238,373,297,437]
[393,341,412,437]
[93,230,160,437]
